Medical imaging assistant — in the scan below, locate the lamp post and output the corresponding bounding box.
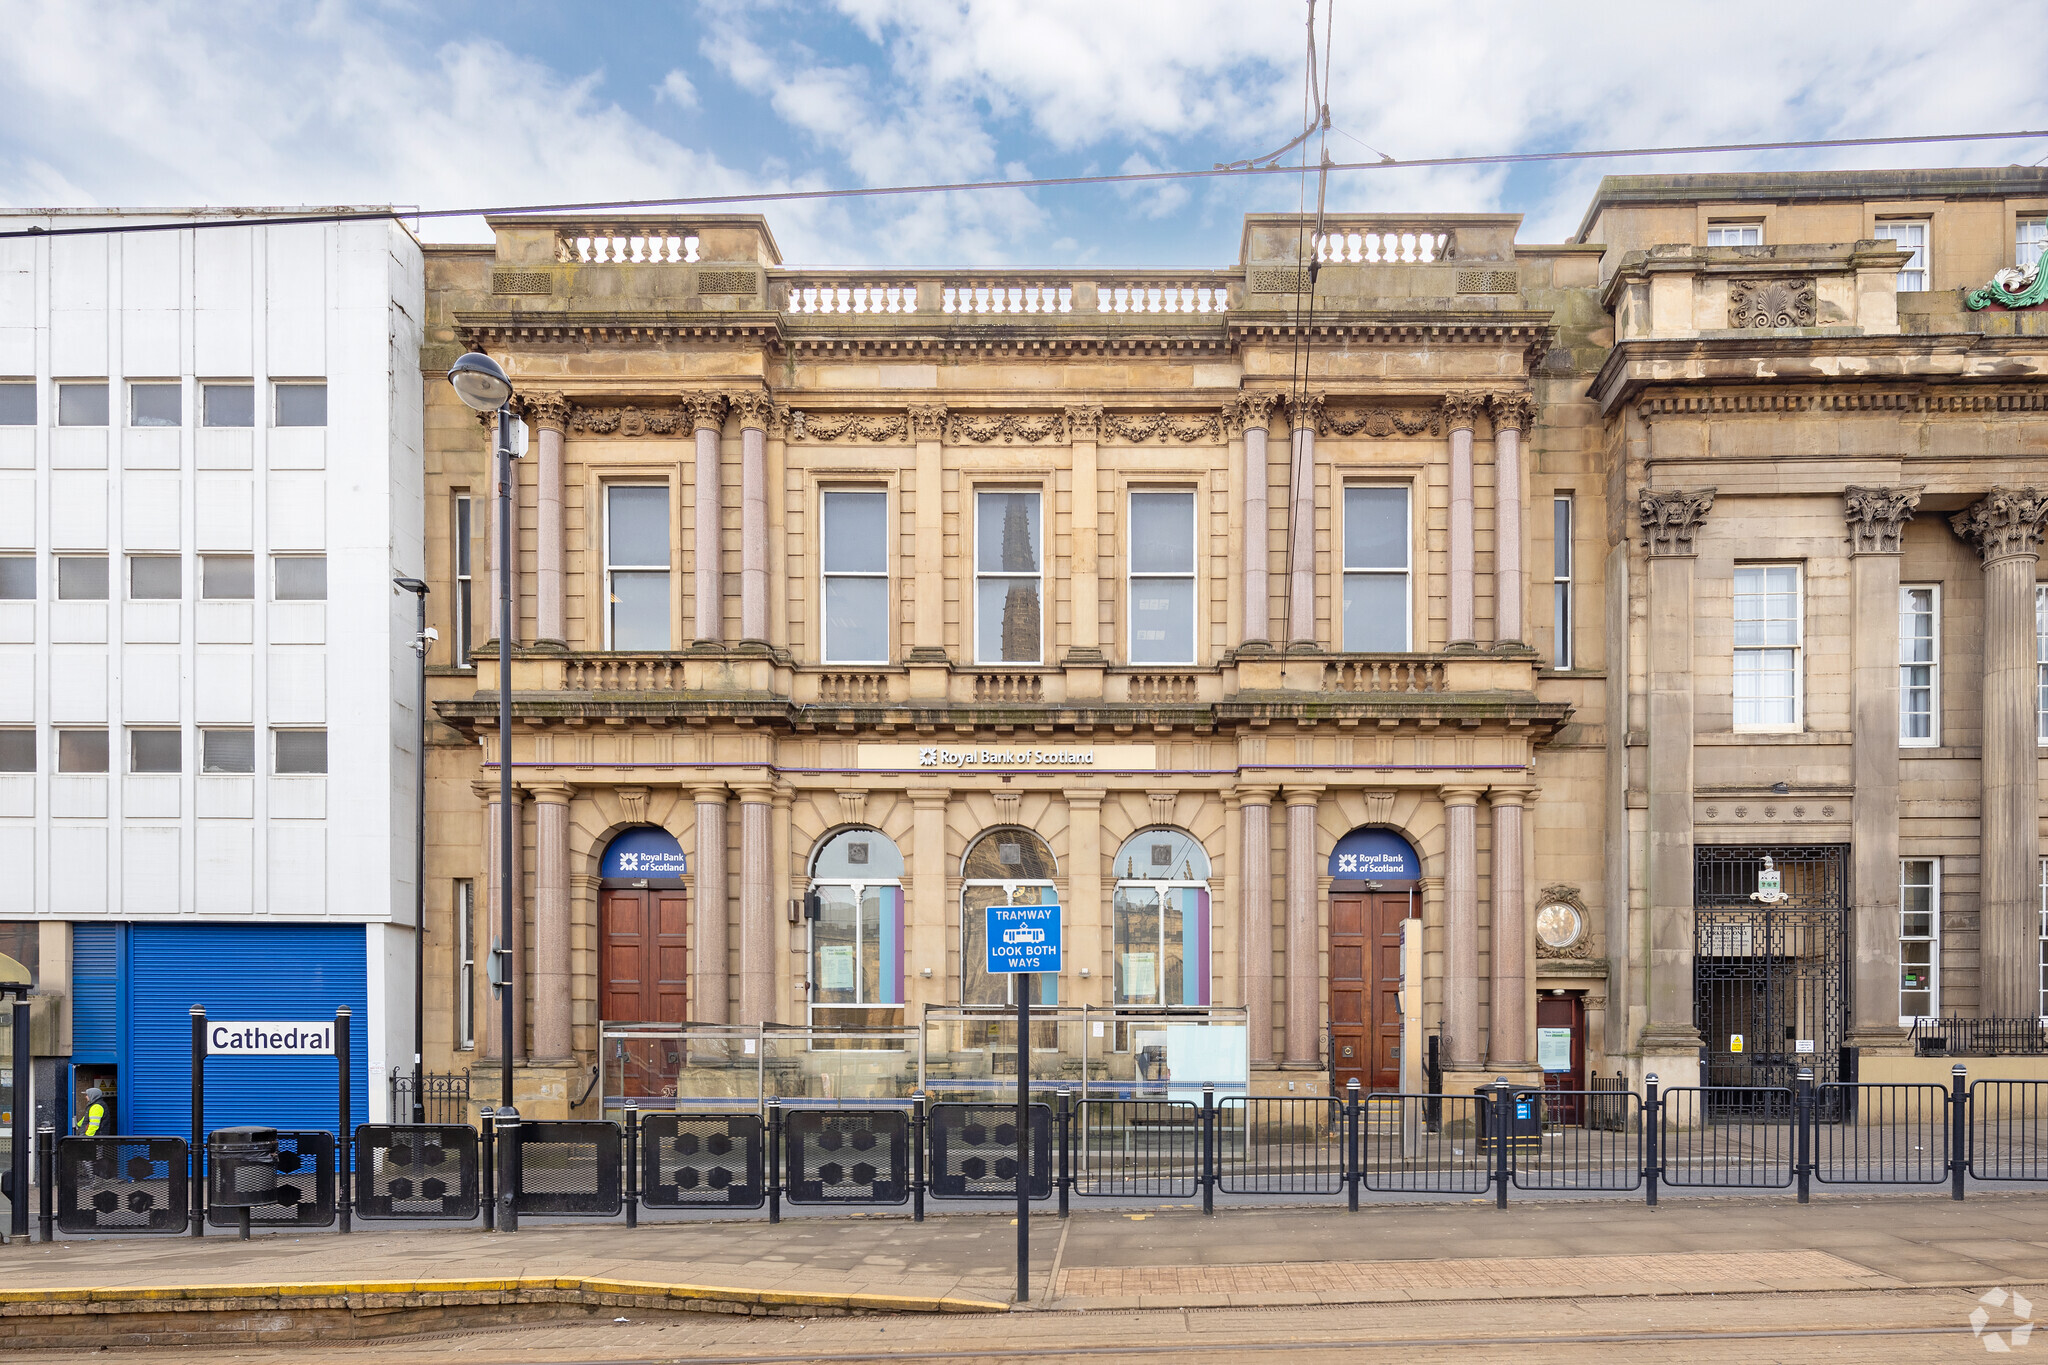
[394,577,432,1124]
[444,353,519,1127]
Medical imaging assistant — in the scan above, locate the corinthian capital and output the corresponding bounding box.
[1488,390,1535,433]
[516,391,569,433]
[1063,404,1103,440]
[1637,487,1716,556]
[906,404,947,439]
[1441,390,1486,432]
[1951,487,2048,563]
[1228,392,1280,435]
[725,390,774,430]
[1842,485,1922,555]
[1284,390,1324,432]
[683,390,729,431]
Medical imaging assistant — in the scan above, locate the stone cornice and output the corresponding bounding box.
[1592,333,2048,416]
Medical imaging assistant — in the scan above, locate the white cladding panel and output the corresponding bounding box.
[50,472,107,547]
[123,475,182,549]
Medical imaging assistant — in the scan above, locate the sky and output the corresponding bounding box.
[2,0,2045,267]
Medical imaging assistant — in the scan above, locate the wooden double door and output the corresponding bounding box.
[599,888,689,1025]
[1329,892,1411,1094]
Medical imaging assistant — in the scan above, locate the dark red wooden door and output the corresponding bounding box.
[600,888,689,1024]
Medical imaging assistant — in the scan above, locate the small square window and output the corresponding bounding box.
[129,383,181,427]
[0,383,33,425]
[129,729,181,774]
[57,382,108,427]
[1707,223,1763,247]
[273,556,326,601]
[274,729,327,775]
[0,729,33,773]
[129,555,181,600]
[275,383,327,428]
[201,728,255,775]
[56,729,109,773]
[0,556,33,600]
[201,555,254,600]
[56,556,108,601]
[202,383,254,428]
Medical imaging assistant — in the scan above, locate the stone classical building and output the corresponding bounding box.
[415,168,2048,1113]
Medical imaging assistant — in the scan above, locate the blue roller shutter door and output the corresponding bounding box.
[123,924,369,1138]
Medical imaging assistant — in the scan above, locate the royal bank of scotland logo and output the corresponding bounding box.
[1973,1288,2035,1352]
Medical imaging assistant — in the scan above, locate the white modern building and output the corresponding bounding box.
[0,209,424,1132]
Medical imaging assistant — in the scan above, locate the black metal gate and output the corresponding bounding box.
[1694,845,1848,1117]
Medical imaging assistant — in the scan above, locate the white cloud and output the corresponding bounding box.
[657,68,698,110]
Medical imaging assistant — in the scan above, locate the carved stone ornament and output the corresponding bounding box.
[615,786,650,826]
[1319,405,1444,438]
[1099,410,1226,444]
[1064,404,1103,440]
[1285,391,1325,432]
[1728,276,1816,328]
[1534,884,1591,959]
[947,411,1069,444]
[1488,391,1536,433]
[567,404,689,437]
[1842,485,1922,554]
[517,391,570,432]
[1227,392,1279,434]
[683,391,730,431]
[1440,390,1487,432]
[1638,487,1716,556]
[766,403,795,438]
[725,391,774,430]
[906,404,947,439]
[1950,487,2048,563]
[788,410,910,443]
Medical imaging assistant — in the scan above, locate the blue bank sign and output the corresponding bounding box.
[1328,827,1422,880]
[601,826,688,880]
[985,904,1062,975]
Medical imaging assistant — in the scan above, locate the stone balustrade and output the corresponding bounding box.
[555,229,700,264]
[942,282,1073,315]
[786,283,920,315]
[1094,281,1231,314]
[1320,656,1448,693]
[1314,229,1454,264]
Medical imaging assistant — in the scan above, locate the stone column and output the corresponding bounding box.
[1286,393,1322,649]
[1239,786,1277,1066]
[1065,406,1104,667]
[692,785,730,1023]
[1640,488,1716,1072]
[909,790,951,1010]
[766,406,792,650]
[529,783,575,1062]
[687,393,729,644]
[1284,786,1324,1067]
[735,783,775,1027]
[1952,488,2048,1018]
[522,393,569,647]
[475,779,525,1060]
[1065,791,1105,1005]
[1846,487,1921,1046]
[1487,788,1528,1068]
[732,393,772,645]
[907,406,948,666]
[1444,393,1485,647]
[1489,392,1535,648]
[1441,786,1482,1070]
[482,410,517,648]
[1234,395,1278,648]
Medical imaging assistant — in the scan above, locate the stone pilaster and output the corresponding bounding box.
[1845,486,1921,1049]
[909,789,951,1012]
[1441,786,1483,1069]
[1487,787,1528,1068]
[1952,487,2048,1018]
[1443,392,1485,647]
[474,779,525,1061]
[1639,487,1715,1077]
[1489,392,1535,648]
[1285,393,1322,649]
[730,392,773,646]
[735,782,775,1026]
[907,405,948,672]
[687,392,729,644]
[1065,790,1106,1005]
[766,405,792,650]
[529,783,575,1062]
[1284,786,1324,1066]
[1064,406,1106,686]
[1238,786,1277,1066]
[521,393,569,647]
[693,785,730,1023]
[1233,394,1279,648]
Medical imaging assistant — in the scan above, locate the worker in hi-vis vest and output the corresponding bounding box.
[74,1086,107,1137]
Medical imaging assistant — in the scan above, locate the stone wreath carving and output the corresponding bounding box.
[1728,276,1816,328]
[1535,884,1592,959]
[788,410,911,442]
[1320,406,1445,438]
[1099,410,1225,443]
[947,411,1069,444]
[567,404,689,436]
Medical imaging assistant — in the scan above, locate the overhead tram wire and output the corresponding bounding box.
[2,128,2045,240]
[1283,0,1337,649]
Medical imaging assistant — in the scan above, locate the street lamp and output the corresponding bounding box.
[393,577,432,1125]
[443,353,519,1135]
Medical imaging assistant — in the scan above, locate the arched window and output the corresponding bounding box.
[806,828,905,1021]
[1110,828,1212,1007]
[961,828,1058,1007]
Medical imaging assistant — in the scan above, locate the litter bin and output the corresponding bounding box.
[209,1127,278,1238]
[1483,1089,1542,1161]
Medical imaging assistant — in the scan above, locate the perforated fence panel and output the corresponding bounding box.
[928,1103,1051,1199]
[354,1125,479,1220]
[207,1130,336,1229]
[56,1136,188,1233]
[640,1114,764,1208]
[515,1121,622,1216]
[783,1108,910,1204]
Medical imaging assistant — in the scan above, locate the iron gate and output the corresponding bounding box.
[1694,845,1848,1117]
